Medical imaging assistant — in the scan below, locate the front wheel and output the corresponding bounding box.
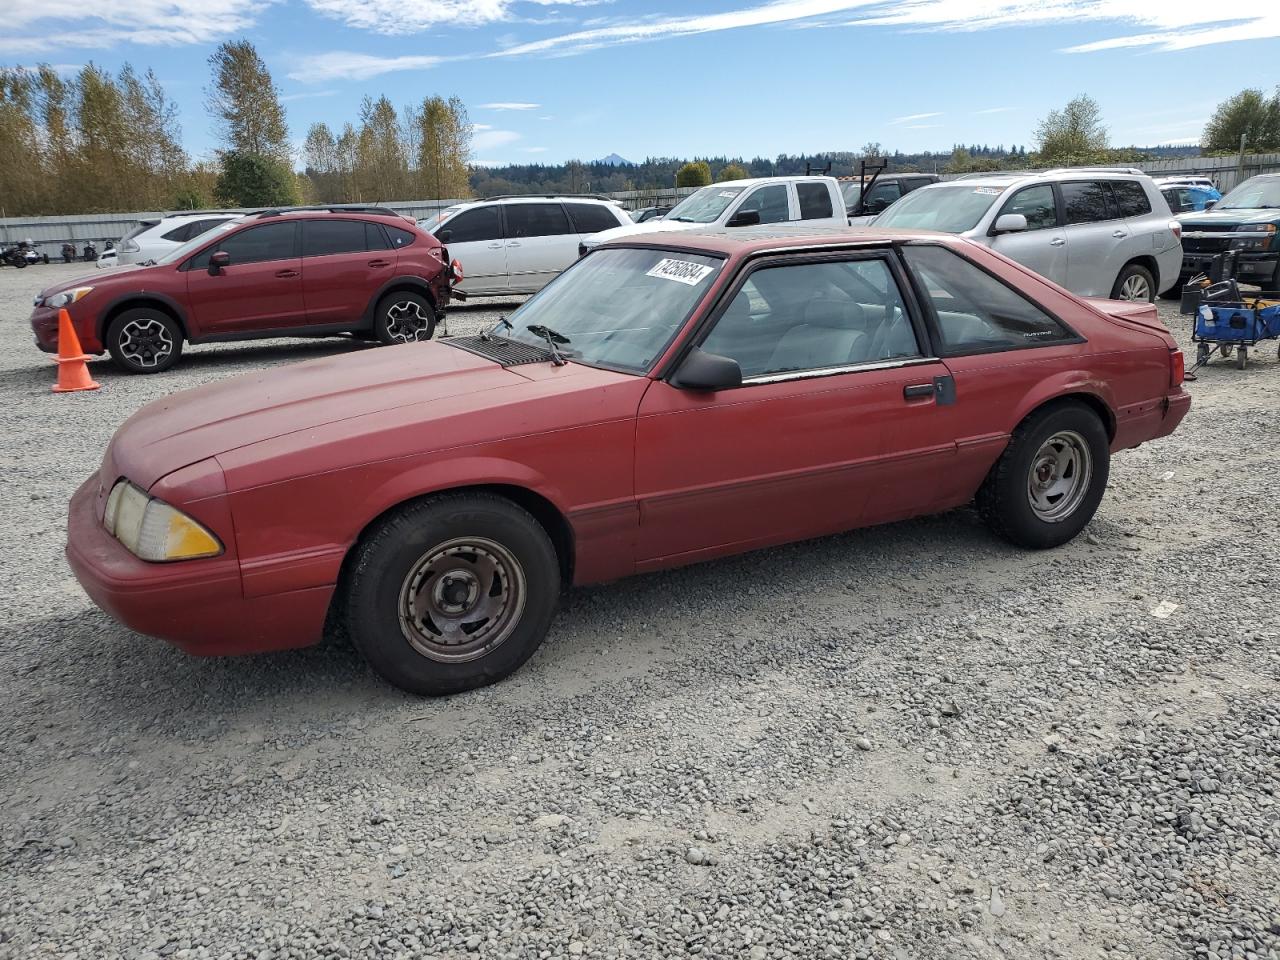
[977,402,1110,549]
[1110,263,1155,302]
[341,493,561,696]
[373,291,436,345]
[105,309,183,374]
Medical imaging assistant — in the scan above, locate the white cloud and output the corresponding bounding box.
[472,123,495,130]
[521,146,550,152]
[539,115,555,120]
[906,123,942,129]
[973,106,1014,115]
[286,51,445,82]
[889,111,942,124]
[2,0,266,53]
[301,0,598,35]
[482,0,1280,60]
[478,101,541,110]
[473,128,521,150]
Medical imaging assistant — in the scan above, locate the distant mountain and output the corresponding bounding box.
[596,153,632,166]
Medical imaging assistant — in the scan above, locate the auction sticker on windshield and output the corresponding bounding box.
[646,258,715,286]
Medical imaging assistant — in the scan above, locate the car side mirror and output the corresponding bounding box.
[437,229,453,244]
[726,209,761,228]
[1204,200,1216,210]
[671,348,743,391]
[992,213,1028,234]
[208,250,230,275]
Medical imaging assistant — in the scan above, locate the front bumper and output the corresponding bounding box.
[1180,251,1278,284]
[65,477,331,656]
[29,306,103,355]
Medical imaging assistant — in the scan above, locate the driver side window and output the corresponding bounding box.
[701,257,920,379]
[739,184,790,224]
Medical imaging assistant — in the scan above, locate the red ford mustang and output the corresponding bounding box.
[66,227,1189,695]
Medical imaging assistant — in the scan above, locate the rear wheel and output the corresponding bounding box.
[1111,263,1155,302]
[105,308,183,374]
[1236,346,1247,370]
[374,291,436,345]
[341,493,561,696]
[977,402,1110,549]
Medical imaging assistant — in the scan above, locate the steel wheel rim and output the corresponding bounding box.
[385,301,432,343]
[118,317,173,368]
[1027,430,1092,522]
[1119,274,1151,301]
[398,537,526,663]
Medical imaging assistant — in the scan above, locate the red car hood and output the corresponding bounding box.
[38,263,154,300]
[104,343,523,492]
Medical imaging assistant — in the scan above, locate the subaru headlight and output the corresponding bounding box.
[1230,223,1276,251]
[103,480,223,562]
[45,286,94,308]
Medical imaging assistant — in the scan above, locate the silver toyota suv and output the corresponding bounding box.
[874,167,1182,301]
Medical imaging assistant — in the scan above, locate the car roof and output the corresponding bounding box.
[597,223,962,257]
[457,195,620,207]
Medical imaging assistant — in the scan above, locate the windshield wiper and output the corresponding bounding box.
[669,216,697,222]
[480,316,512,342]
[525,324,570,366]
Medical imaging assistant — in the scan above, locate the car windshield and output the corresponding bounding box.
[424,205,464,227]
[841,182,863,207]
[154,219,244,265]
[665,185,746,223]
[503,247,722,373]
[1215,177,1280,210]
[874,184,1003,233]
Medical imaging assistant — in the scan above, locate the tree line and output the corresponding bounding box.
[1,57,1277,217]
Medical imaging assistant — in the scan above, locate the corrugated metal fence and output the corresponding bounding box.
[5,155,1279,247]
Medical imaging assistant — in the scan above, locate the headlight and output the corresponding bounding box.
[103,480,223,562]
[1230,224,1276,251]
[45,286,94,308]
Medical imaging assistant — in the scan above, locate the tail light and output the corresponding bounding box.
[1170,348,1184,387]
[1168,220,1182,241]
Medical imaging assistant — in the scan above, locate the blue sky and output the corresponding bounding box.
[8,0,1279,165]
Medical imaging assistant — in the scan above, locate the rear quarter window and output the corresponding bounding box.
[1061,181,1116,225]
[796,182,834,220]
[385,225,417,248]
[903,244,1076,355]
[1111,180,1152,218]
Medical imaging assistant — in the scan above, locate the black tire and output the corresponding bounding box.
[1196,342,1210,366]
[976,401,1110,550]
[105,308,183,374]
[342,493,561,696]
[1236,347,1246,370]
[373,291,436,345]
[13,256,26,269]
[1110,262,1155,302]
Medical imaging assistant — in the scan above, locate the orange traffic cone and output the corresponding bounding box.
[52,308,100,394]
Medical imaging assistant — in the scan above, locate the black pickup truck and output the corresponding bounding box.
[1177,173,1280,289]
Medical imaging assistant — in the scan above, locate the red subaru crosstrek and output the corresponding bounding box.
[30,207,454,373]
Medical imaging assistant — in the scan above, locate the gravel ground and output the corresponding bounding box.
[1,261,1277,960]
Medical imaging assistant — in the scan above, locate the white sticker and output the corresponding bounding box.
[718,191,737,198]
[973,187,1002,196]
[646,258,714,286]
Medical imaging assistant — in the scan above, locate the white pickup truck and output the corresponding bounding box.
[581,176,848,252]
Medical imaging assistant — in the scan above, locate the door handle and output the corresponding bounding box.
[1049,237,1066,247]
[1112,230,1127,238]
[367,259,391,268]
[903,383,936,400]
[275,269,299,278]
[506,241,521,248]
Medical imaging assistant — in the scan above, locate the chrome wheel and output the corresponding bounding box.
[1118,273,1151,301]
[397,537,526,663]
[1027,430,1093,522]
[384,300,433,343]
[118,317,174,368]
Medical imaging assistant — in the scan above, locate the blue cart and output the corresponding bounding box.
[1192,301,1280,370]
